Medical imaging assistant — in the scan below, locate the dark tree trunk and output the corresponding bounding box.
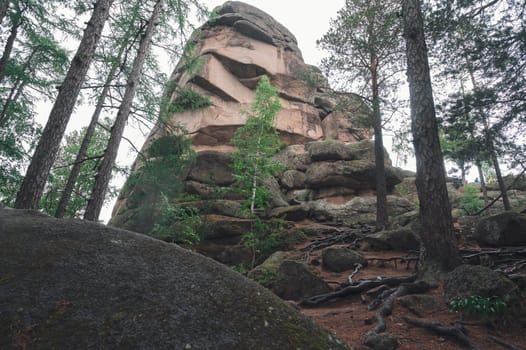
[491,151,511,210]
[84,0,164,221]
[14,0,113,209]
[402,0,462,278]
[55,22,135,218]
[0,15,21,84]
[476,160,488,205]
[371,68,388,229]
[0,0,9,26]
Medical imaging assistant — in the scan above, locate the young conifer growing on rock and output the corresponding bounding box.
[231,75,282,216]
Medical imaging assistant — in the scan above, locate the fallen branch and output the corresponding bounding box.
[403,317,478,350]
[366,280,434,336]
[490,335,525,350]
[299,275,416,307]
[347,263,363,284]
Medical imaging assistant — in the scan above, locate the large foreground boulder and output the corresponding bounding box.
[0,209,348,350]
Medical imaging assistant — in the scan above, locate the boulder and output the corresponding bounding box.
[280,169,306,189]
[199,214,252,242]
[187,150,233,186]
[307,140,357,161]
[310,196,415,225]
[273,260,331,300]
[364,228,420,251]
[0,209,348,349]
[364,334,398,350]
[248,251,301,288]
[474,211,526,246]
[444,265,521,310]
[268,204,310,221]
[322,247,368,272]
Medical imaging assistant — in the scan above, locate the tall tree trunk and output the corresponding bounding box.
[0,13,22,84]
[0,0,9,27]
[371,67,388,229]
[466,58,511,210]
[14,0,113,209]
[54,5,141,218]
[476,160,488,206]
[84,0,164,221]
[402,0,462,278]
[0,77,26,125]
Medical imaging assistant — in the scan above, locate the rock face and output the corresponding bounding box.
[110,1,410,264]
[474,211,526,246]
[0,209,348,350]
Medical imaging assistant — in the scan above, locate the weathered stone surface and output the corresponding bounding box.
[268,204,310,222]
[474,211,526,246]
[364,228,420,251]
[364,334,398,350]
[307,140,357,161]
[322,247,368,273]
[273,260,331,300]
[305,160,402,190]
[0,209,348,350]
[280,169,306,189]
[274,144,310,171]
[310,196,415,225]
[188,150,233,186]
[196,241,253,266]
[248,251,301,288]
[399,294,439,315]
[444,265,521,308]
[199,214,252,242]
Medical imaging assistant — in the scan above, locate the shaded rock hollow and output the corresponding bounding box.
[110,1,411,265]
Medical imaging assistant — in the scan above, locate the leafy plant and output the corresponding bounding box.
[449,295,508,317]
[460,184,483,215]
[149,194,201,245]
[231,75,282,215]
[254,265,278,289]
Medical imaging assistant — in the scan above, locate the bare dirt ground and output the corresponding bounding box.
[295,237,526,350]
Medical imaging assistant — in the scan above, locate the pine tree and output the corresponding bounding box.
[14,0,114,209]
[402,0,462,278]
[318,0,404,229]
[84,0,164,221]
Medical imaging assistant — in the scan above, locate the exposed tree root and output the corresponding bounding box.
[299,275,416,307]
[404,316,479,350]
[300,224,373,253]
[490,335,525,350]
[365,280,434,336]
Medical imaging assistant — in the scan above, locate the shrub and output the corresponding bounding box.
[460,185,483,215]
[449,295,508,317]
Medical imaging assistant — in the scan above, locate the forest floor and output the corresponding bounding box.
[293,229,526,350]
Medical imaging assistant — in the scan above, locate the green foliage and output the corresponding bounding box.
[449,295,509,317]
[39,122,124,218]
[231,76,282,215]
[460,185,483,215]
[254,265,279,289]
[241,218,303,267]
[170,88,212,114]
[149,195,201,245]
[297,67,323,88]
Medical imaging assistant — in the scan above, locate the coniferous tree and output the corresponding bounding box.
[402,0,462,278]
[14,0,114,209]
[318,0,404,229]
[84,0,164,221]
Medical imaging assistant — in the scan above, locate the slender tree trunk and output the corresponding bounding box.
[55,9,140,218]
[84,0,164,221]
[371,67,388,229]
[0,0,9,27]
[476,160,488,206]
[466,60,511,210]
[14,0,114,209]
[0,77,26,125]
[402,0,462,278]
[0,15,21,84]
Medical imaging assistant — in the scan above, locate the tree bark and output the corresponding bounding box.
[0,8,22,84]
[84,0,164,221]
[55,5,141,218]
[14,0,113,209]
[402,0,462,278]
[475,160,488,205]
[0,0,9,27]
[371,67,389,229]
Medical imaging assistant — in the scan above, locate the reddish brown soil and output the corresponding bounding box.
[294,239,526,350]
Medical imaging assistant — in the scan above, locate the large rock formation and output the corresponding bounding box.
[0,208,348,349]
[110,1,410,265]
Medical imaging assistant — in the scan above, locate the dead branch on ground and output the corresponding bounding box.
[403,317,478,350]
